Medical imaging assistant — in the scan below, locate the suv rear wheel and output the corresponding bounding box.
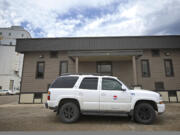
[59,102,80,123]
[134,103,156,124]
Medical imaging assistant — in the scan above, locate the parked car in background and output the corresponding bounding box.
[8,90,20,95]
[0,90,20,96]
[0,90,11,96]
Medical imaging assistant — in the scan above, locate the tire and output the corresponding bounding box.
[134,103,156,124]
[59,102,80,123]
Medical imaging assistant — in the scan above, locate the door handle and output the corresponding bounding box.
[101,93,106,96]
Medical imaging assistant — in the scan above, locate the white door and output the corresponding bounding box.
[78,77,100,111]
[100,78,131,112]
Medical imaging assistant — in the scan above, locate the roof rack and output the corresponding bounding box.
[61,73,103,76]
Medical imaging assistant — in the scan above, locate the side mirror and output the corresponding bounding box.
[121,89,126,91]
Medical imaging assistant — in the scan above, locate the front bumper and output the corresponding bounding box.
[157,103,165,114]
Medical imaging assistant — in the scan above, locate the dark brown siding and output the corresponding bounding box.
[21,51,75,92]
[136,49,180,90]
[21,49,180,92]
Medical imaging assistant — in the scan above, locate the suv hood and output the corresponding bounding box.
[130,89,160,99]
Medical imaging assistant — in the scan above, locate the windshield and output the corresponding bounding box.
[116,78,129,90]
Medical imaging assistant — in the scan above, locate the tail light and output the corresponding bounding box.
[47,91,50,100]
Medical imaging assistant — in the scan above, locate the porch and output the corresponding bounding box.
[68,50,143,88]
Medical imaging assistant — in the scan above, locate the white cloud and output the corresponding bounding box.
[0,0,180,37]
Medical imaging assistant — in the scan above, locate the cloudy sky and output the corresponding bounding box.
[0,0,180,37]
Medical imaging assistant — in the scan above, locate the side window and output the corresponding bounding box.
[102,78,122,90]
[79,78,98,90]
[9,80,14,90]
[141,60,150,77]
[36,62,45,79]
[59,61,68,75]
[164,59,174,77]
[50,77,78,88]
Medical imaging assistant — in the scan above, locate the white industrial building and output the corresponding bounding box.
[0,26,31,92]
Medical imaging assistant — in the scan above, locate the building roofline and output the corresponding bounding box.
[0,44,15,47]
[16,35,180,53]
[16,35,180,40]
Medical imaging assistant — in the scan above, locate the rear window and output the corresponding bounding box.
[50,76,79,88]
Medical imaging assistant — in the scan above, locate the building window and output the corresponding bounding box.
[79,78,98,90]
[97,62,112,76]
[50,51,58,58]
[141,60,150,77]
[0,86,2,89]
[0,32,2,35]
[152,49,160,56]
[164,59,174,77]
[9,33,11,36]
[9,80,14,90]
[34,93,42,99]
[59,61,68,75]
[155,82,164,90]
[168,91,177,97]
[21,34,24,37]
[10,42,12,45]
[36,62,45,79]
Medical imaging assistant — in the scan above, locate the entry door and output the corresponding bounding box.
[100,78,131,112]
[78,77,100,111]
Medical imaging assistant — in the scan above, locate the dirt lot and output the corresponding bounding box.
[0,95,180,131]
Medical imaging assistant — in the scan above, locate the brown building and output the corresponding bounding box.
[16,36,180,104]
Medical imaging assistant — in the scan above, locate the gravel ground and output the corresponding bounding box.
[0,95,180,131]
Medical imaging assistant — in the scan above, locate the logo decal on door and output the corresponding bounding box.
[113,95,118,100]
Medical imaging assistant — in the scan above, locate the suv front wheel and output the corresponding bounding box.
[134,103,156,124]
[59,102,80,123]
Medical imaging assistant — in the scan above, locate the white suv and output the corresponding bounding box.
[45,74,165,124]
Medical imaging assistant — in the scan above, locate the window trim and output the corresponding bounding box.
[164,59,174,77]
[59,61,68,75]
[36,61,45,79]
[96,61,112,75]
[101,78,123,91]
[141,59,151,77]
